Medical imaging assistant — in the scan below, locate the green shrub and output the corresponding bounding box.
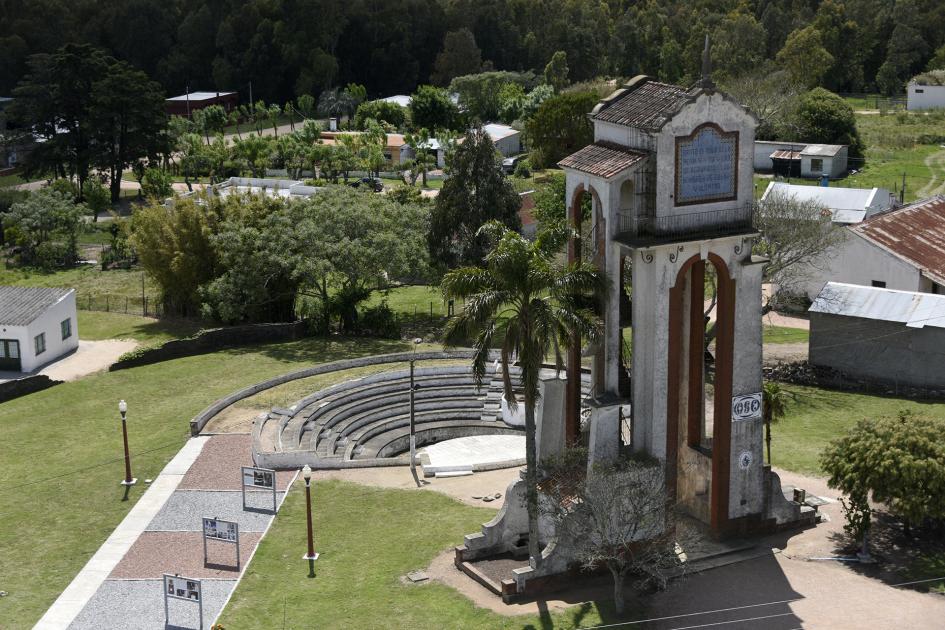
[513,158,531,178]
[358,301,401,338]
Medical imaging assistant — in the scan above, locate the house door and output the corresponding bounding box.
[0,339,21,371]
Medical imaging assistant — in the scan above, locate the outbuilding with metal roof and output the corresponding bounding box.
[0,286,78,373]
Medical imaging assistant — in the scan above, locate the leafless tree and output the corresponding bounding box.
[540,451,692,616]
[721,69,802,139]
[754,190,845,309]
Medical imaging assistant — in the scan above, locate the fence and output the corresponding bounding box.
[77,293,166,318]
[838,93,907,111]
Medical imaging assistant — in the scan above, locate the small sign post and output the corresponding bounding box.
[241,466,277,513]
[163,573,203,630]
[202,517,240,569]
[731,392,763,422]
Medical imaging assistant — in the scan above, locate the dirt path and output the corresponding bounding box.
[40,339,137,381]
[764,341,808,365]
[917,149,945,198]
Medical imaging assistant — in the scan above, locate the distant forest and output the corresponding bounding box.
[2,0,945,101]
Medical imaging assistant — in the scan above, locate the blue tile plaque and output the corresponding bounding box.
[674,124,738,206]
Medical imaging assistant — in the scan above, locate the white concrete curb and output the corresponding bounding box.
[34,437,210,630]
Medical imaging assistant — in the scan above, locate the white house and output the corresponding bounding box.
[760,182,894,225]
[0,287,78,373]
[797,195,945,300]
[482,123,522,156]
[753,140,848,178]
[907,71,945,110]
[380,95,412,108]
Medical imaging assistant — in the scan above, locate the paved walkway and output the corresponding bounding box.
[420,434,525,474]
[37,434,292,630]
[0,340,137,384]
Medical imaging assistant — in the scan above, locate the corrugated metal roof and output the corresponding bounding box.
[810,282,945,329]
[0,286,73,326]
[799,144,844,157]
[852,195,945,286]
[760,182,893,222]
[483,123,519,141]
[592,78,690,130]
[558,142,648,179]
[166,91,236,101]
[770,150,801,160]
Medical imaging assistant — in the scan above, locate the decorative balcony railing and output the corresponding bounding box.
[617,204,756,244]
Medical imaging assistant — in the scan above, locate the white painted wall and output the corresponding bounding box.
[493,133,521,156]
[907,83,945,110]
[799,230,922,300]
[753,141,806,171]
[1,291,79,373]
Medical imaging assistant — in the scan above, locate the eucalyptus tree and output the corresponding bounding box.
[441,221,602,568]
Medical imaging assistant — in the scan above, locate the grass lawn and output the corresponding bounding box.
[367,284,448,317]
[0,171,28,187]
[770,384,945,475]
[77,311,203,345]
[763,325,809,344]
[380,176,444,190]
[0,265,160,308]
[0,336,421,627]
[219,480,625,629]
[511,167,558,193]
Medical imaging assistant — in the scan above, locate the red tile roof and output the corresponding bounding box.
[592,78,690,130]
[558,142,648,179]
[852,196,945,285]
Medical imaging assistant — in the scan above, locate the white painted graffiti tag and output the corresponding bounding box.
[731,392,762,421]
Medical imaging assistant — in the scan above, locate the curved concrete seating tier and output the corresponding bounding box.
[251,358,591,470]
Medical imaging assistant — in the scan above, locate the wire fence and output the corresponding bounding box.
[76,293,166,318]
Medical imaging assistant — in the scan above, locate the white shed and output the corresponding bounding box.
[907,71,945,110]
[799,144,848,178]
[482,123,522,157]
[0,287,78,373]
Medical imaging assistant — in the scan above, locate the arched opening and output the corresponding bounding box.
[566,184,599,444]
[666,253,735,534]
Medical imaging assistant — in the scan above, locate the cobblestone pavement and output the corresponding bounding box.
[62,434,291,629]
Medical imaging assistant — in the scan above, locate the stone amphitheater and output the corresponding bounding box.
[196,351,590,475]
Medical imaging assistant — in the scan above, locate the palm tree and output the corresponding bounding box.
[762,381,787,465]
[441,221,602,568]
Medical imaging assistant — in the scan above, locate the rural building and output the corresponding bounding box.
[907,70,945,110]
[809,282,945,388]
[319,131,411,165]
[482,123,522,156]
[0,287,78,373]
[753,140,848,178]
[379,95,412,108]
[760,182,894,225]
[165,91,239,118]
[208,177,321,200]
[796,195,945,300]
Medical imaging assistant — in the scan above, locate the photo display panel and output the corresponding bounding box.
[674,124,738,206]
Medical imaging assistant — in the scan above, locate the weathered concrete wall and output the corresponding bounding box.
[810,312,945,388]
[799,230,921,301]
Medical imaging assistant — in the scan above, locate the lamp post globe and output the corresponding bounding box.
[118,399,136,486]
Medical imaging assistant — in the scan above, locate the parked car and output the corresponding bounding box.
[502,154,525,174]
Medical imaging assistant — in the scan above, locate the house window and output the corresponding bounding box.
[915,88,924,94]
[810,158,824,173]
[34,332,46,355]
[872,280,886,288]
[61,318,72,340]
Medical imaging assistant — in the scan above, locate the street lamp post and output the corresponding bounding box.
[301,465,318,561]
[118,400,136,486]
[409,338,422,487]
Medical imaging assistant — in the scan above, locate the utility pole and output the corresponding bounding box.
[901,171,906,203]
[186,83,191,118]
[409,338,422,487]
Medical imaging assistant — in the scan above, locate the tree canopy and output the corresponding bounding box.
[429,127,521,268]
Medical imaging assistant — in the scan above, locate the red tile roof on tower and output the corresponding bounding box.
[558,142,648,179]
[591,77,690,130]
[851,195,945,285]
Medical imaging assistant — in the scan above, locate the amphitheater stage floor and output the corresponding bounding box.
[420,434,525,475]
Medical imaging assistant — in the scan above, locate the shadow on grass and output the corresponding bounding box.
[827,510,945,594]
[221,335,416,364]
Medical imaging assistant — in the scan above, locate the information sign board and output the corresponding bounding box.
[163,573,203,629]
[202,517,240,568]
[241,466,277,513]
